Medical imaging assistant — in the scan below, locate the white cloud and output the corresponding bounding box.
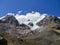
[17,10,22,14]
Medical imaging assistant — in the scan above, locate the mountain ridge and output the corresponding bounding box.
[0,13,60,45]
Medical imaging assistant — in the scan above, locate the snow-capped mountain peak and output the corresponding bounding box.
[0,12,60,30]
[15,12,47,30]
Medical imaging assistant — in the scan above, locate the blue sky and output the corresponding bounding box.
[0,0,60,17]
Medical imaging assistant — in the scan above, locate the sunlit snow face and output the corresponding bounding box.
[15,12,41,24]
[58,17,60,19]
[15,14,27,24]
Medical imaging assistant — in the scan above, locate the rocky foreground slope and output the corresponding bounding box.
[0,13,60,45]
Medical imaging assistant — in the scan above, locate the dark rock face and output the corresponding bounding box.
[0,15,19,26]
[0,38,8,45]
[37,15,60,26]
[28,22,33,26]
[54,16,60,23]
[36,15,50,26]
[19,23,30,30]
[20,24,28,27]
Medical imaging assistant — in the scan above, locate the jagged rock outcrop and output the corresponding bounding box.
[36,15,60,26]
[0,15,19,26]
